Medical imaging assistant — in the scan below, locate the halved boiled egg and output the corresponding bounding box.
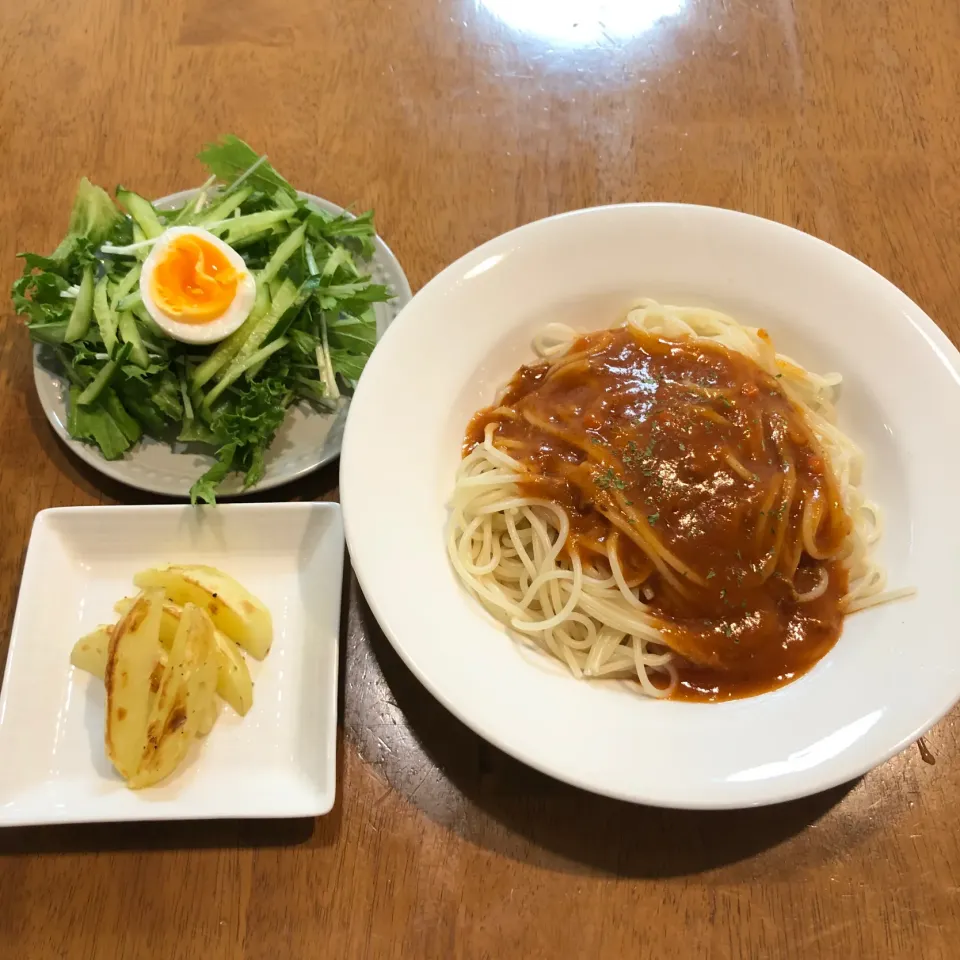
[140,227,256,345]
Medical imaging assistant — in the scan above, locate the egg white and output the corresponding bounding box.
[139,226,256,345]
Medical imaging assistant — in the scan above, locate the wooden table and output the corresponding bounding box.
[1,0,958,956]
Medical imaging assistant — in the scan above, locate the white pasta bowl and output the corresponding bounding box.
[340,203,960,809]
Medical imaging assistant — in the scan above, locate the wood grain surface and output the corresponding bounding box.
[1,0,959,957]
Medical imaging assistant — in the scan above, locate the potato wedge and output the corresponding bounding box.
[187,613,219,741]
[116,595,254,716]
[104,589,165,781]
[70,625,112,679]
[128,603,217,789]
[115,596,175,652]
[133,565,272,660]
[208,626,253,717]
[195,695,219,738]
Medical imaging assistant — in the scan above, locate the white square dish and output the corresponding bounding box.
[0,502,343,825]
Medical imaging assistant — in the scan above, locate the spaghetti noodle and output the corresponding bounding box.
[447,299,911,701]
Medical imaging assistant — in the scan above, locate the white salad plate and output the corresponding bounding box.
[0,502,343,825]
[33,191,412,498]
[341,202,960,809]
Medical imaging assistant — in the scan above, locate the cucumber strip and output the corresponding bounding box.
[202,284,303,410]
[264,286,314,346]
[210,209,292,232]
[110,264,141,308]
[190,282,274,390]
[117,290,143,312]
[64,265,95,342]
[273,189,299,212]
[130,223,151,262]
[258,223,306,286]
[132,303,166,341]
[116,187,165,239]
[228,229,280,250]
[77,343,131,406]
[226,278,303,367]
[204,337,290,408]
[93,275,119,355]
[102,390,142,445]
[243,336,291,380]
[191,387,208,422]
[243,356,268,381]
[209,209,293,244]
[118,311,149,368]
[194,186,252,226]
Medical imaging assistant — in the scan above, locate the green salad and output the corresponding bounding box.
[12,135,391,502]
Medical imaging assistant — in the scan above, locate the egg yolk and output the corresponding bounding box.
[150,235,240,324]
